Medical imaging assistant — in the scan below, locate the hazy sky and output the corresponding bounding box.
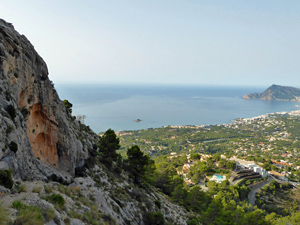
[1,0,300,86]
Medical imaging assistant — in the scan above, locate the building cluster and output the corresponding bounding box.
[232,157,290,182]
[236,161,268,178]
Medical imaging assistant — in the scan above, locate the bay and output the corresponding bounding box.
[55,84,298,133]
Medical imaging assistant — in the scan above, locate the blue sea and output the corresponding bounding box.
[55,84,298,133]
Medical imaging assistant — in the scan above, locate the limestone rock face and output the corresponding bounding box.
[0,19,92,182]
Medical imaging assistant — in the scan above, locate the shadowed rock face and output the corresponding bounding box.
[0,19,91,182]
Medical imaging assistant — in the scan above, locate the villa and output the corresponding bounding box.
[234,160,268,178]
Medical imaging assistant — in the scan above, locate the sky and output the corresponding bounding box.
[1,0,300,87]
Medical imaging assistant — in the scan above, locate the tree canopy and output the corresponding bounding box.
[126,145,154,184]
[98,129,120,168]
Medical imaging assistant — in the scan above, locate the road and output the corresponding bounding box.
[201,136,255,143]
[248,177,273,207]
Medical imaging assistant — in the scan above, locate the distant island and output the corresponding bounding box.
[243,84,300,102]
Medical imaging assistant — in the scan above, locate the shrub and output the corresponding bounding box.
[9,141,18,153]
[187,218,200,225]
[5,104,16,119]
[12,201,24,210]
[63,99,73,114]
[0,169,13,189]
[46,193,65,208]
[144,211,165,225]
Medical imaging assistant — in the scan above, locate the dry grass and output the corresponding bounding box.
[0,204,11,224]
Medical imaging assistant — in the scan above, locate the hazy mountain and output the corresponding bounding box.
[244,84,300,101]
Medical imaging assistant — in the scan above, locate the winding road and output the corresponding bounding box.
[248,177,274,206]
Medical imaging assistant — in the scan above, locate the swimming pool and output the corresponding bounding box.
[211,175,226,183]
[215,175,223,180]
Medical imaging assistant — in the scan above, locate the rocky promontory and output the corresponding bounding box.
[243,84,300,101]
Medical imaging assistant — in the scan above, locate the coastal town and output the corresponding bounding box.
[118,110,300,190]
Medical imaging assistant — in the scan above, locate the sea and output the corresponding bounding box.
[55,84,298,133]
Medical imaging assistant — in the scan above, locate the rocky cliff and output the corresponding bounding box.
[0,19,189,225]
[243,84,300,101]
[0,19,100,182]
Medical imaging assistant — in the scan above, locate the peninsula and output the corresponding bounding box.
[243,84,300,101]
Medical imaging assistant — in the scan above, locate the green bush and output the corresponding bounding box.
[12,201,24,210]
[144,211,165,225]
[187,218,200,225]
[0,169,13,189]
[46,193,65,208]
[63,99,73,114]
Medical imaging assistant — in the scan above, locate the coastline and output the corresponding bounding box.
[162,110,300,129]
[116,110,300,134]
[57,84,297,133]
